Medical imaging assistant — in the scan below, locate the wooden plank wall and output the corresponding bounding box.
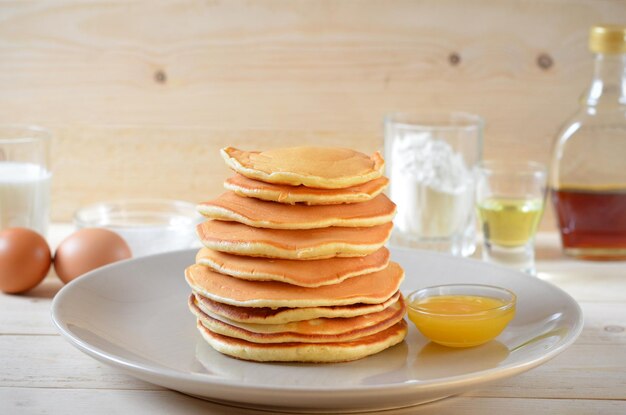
[1,0,625,229]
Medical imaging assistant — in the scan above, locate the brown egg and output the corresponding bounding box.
[54,228,132,284]
[0,227,52,294]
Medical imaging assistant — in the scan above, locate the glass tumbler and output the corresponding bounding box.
[475,161,547,275]
[0,125,52,236]
[384,112,483,257]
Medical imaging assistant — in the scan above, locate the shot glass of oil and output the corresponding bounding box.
[475,161,547,275]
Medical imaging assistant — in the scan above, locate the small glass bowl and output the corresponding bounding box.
[406,284,516,348]
[74,199,203,257]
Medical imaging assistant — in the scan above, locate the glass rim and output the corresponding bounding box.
[406,283,517,317]
[384,111,484,130]
[0,124,52,144]
[476,160,547,177]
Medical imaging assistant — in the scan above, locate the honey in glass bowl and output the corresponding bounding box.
[406,284,516,348]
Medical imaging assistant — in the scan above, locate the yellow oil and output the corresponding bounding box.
[477,198,544,247]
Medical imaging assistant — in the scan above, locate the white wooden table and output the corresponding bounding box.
[1,226,625,414]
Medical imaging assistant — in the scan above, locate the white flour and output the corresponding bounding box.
[390,131,474,238]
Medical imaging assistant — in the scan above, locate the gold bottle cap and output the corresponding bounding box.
[589,24,626,54]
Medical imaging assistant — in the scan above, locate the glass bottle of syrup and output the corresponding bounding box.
[551,24,626,259]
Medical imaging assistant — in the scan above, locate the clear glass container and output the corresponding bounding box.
[384,112,483,257]
[0,125,52,236]
[74,199,203,257]
[406,284,516,348]
[550,24,626,260]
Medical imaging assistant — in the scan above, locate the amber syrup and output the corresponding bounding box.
[552,187,626,259]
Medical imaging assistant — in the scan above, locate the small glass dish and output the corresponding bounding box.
[74,199,203,257]
[406,284,516,348]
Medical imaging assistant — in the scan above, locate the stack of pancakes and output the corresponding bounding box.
[186,146,408,363]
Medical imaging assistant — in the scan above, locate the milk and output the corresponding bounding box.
[0,162,51,235]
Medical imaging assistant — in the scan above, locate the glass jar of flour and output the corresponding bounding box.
[384,112,483,257]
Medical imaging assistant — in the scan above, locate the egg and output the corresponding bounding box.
[54,228,132,284]
[0,227,52,294]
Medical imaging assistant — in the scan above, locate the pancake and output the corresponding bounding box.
[196,319,408,362]
[221,146,384,189]
[196,220,393,259]
[195,247,390,287]
[197,191,395,229]
[190,294,405,343]
[194,291,402,324]
[224,174,389,205]
[185,262,404,308]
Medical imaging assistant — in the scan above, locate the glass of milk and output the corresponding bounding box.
[0,126,52,236]
[384,112,483,257]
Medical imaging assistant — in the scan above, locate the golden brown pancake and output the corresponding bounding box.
[196,220,393,259]
[196,319,408,362]
[193,291,402,324]
[185,262,404,308]
[195,247,390,287]
[224,174,389,205]
[221,146,384,189]
[197,191,395,229]
[190,294,406,343]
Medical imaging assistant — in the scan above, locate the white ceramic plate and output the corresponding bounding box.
[51,248,583,413]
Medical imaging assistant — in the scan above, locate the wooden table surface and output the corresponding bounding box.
[1,225,625,414]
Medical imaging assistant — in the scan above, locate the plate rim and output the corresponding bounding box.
[50,247,584,397]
